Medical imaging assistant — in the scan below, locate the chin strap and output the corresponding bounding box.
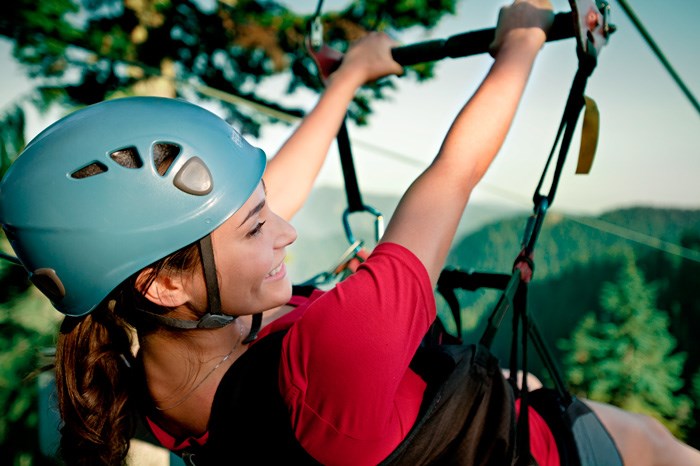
[135,235,262,341]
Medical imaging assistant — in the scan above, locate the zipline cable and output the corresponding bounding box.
[569,215,700,263]
[351,141,700,265]
[616,0,700,115]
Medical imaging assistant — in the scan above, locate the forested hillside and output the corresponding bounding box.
[443,206,700,443]
[443,206,700,362]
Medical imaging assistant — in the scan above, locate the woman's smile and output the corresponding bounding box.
[265,262,287,281]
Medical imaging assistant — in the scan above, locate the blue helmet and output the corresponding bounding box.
[0,97,266,317]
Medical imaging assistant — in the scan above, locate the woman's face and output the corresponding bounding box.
[208,182,297,316]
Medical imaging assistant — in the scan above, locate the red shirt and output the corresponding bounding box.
[275,243,434,465]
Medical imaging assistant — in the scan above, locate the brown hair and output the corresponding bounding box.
[54,242,201,465]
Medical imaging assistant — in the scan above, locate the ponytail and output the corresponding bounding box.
[53,241,201,465]
[54,302,137,466]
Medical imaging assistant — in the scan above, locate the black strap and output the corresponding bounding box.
[436,269,513,344]
[305,8,365,215]
[131,236,236,330]
[532,49,596,210]
[199,235,260,341]
[514,285,532,465]
[198,235,223,315]
[133,307,236,330]
[243,313,262,344]
[336,121,365,213]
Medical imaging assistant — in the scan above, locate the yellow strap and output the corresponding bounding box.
[576,96,599,174]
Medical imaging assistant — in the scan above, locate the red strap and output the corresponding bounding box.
[514,249,534,284]
[333,247,370,274]
[306,39,344,81]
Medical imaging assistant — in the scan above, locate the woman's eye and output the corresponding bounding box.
[248,221,266,237]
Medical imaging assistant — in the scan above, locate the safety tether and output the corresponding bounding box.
[424,1,616,464]
[304,3,385,285]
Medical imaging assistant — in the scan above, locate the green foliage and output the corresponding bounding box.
[0,0,455,135]
[0,106,26,179]
[673,233,700,379]
[1,0,81,77]
[560,250,693,437]
[0,262,60,464]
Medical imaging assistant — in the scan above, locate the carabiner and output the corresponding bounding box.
[309,15,324,51]
[342,205,385,246]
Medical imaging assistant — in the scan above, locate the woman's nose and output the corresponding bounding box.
[274,214,297,248]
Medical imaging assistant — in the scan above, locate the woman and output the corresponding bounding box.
[1,1,699,465]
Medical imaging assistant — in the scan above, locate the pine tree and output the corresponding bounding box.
[561,250,693,437]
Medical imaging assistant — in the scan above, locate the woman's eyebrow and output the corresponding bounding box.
[239,199,266,227]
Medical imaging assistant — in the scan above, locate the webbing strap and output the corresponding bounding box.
[200,235,261,341]
[533,51,596,211]
[512,285,531,466]
[243,313,262,344]
[305,29,365,214]
[131,234,235,330]
[337,121,365,212]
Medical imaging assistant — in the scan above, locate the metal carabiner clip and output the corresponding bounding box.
[309,15,324,51]
[342,205,385,249]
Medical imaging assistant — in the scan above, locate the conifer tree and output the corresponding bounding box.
[561,250,693,437]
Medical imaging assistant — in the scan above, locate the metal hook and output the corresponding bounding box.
[342,205,385,246]
[309,15,324,51]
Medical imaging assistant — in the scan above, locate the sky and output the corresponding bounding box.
[0,0,698,216]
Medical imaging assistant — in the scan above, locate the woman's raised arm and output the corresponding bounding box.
[263,33,403,221]
[380,0,554,286]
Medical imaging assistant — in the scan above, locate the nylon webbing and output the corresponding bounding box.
[337,121,365,212]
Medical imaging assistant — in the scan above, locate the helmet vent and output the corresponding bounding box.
[110,147,143,169]
[153,143,181,176]
[71,161,108,179]
[173,157,213,195]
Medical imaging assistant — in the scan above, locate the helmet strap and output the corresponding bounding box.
[197,234,225,317]
[198,234,261,341]
[132,235,263,338]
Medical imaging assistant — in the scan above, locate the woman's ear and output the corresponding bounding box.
[136,268,190,308]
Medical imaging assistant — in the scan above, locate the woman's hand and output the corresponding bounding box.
[490,0,554,57]
[330,32,404,87]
